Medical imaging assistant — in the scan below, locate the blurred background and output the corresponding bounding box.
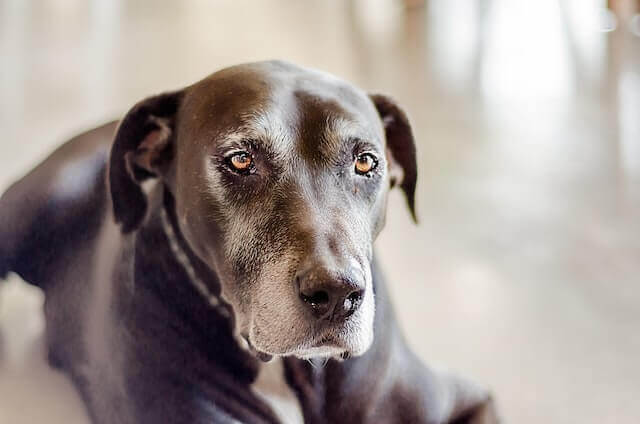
[1,0,639,422]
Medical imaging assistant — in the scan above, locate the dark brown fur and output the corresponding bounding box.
[0,61,498,423]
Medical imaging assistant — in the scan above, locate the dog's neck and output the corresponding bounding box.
[130,187,261,381]
[150,188,306,423]
[158,190,231,319]
[121,186,303,424]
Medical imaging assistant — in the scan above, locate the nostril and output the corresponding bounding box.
[347,290,362,305]
[300,289,330,311]
[342,290,364,318]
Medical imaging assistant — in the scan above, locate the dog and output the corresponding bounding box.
[0,60,498,423]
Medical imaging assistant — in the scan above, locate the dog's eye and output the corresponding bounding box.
[354,153,378,175]
[226,151,254,173]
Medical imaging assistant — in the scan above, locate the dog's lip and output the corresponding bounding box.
[291,345,347,360]
[312,335,335,347]
[242,335,274,362]
[244,333,348,361]
[254,350,274,362]
[296,335,349,357]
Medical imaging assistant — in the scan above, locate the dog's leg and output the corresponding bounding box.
[452,396,499,424]
[427,368,500,424]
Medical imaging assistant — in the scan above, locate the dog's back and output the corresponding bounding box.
[0,122,117,370]
[0,122,115,283]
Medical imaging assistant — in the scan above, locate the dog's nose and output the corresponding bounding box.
[296,265,365,321]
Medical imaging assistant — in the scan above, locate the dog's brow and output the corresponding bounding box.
[215,112,376,165]
[217,130,252,150]
[316,117,379,162]
[216,110,294,154]
[328,117,375,144]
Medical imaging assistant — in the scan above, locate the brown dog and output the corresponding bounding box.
[0,60,498,423]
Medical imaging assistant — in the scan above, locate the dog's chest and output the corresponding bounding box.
[252,359,304,424]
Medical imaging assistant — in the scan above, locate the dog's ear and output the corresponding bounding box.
[369,94,418,222]
[108,90,184,233]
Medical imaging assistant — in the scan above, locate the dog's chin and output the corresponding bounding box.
[291,345,346,360]
[247,328,374,362]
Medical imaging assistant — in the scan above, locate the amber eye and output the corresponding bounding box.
[354,153,378,175]
[226,151,254,173]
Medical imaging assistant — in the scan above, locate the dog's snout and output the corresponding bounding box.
[296,265,365,321]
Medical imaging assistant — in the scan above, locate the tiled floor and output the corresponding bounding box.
[1,1,639,423]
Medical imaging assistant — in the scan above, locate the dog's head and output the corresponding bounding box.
[108,61,416,359]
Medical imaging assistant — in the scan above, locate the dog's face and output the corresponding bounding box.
[109,61,416,359]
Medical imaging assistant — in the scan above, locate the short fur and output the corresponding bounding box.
[0,61,498,423]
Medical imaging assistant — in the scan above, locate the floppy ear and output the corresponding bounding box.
[108,90,184,233]
[369,94,418,222]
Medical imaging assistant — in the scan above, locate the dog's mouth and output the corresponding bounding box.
[243,333,351,362]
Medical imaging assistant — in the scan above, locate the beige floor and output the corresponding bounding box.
[1,1,640,423]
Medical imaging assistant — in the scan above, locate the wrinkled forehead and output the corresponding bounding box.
[178,62,384,157]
